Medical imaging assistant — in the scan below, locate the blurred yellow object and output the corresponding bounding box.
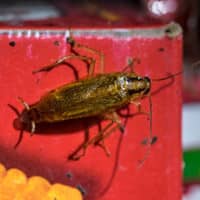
[0,163,82,200]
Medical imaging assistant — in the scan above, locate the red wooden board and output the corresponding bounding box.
[0,24,182,200]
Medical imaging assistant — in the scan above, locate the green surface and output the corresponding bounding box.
[184,149,200,182]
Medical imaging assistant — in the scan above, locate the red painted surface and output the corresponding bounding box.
[0,26,182,200]
[0,2,183,198]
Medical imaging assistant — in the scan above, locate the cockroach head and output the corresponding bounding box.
[126,75,151,96]
[8,103,36,148]
[8,104,30,131]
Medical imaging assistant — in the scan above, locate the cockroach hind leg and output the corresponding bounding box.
[68,128,94,161]
[95,141,111,157]
[93,124,123,156]
[68,145,87,161]
[90,112,124,156]
[68,154,80,161]
[32,56,71,74]
[33,54,96,77]
[66,34,105,74]
[68,132,89,161]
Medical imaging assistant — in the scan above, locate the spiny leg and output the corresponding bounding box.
[68,128,90,161]
[68,120,116,159]
[67,32,105,74]
[122,57,140,73]
[104,112,124,133]
[32,54,95,78]
[68,114,123,160]
[93,112,124,145]
[88,112,124,156]
[88,120,115,157]
[68,121,115,160]
[94,124,122,148]
[67,117,125,160]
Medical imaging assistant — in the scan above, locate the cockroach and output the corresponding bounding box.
[9,35,181,162]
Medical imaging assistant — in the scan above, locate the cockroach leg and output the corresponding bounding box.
[91,120,114,156]
[68,127,90,160]
[32,54,95,77]
[94,124,121,148]
[74,121,114,159]
[68,112,123,160]
[88,112,124,156]
[67,34,104,74]
[95,140,111,157]
[18,97,30,110]
[131,101,142,112]
[131,100,151,118]
[122,57,140,73]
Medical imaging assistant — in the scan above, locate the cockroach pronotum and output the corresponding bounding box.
[8,34,181,163]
